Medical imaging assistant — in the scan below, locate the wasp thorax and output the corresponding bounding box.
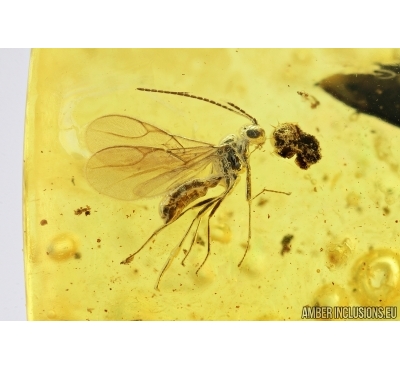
[219,134,237,146]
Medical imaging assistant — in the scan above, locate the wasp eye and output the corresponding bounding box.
[247,129,261,138]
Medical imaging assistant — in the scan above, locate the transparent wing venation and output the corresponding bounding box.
[85,115,221,200]
[86,115,212,153]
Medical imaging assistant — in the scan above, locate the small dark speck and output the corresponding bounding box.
[74,205,91,216]
[281,234,294,256]
[40,219,48,226]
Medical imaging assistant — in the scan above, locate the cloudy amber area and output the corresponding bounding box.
[24,49,400,320]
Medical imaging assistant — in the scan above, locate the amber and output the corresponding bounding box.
[24,49,400,320]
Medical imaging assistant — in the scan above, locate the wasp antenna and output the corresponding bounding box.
[227,102,258,125]
[137,87,255,125]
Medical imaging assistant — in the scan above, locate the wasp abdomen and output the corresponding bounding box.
[160,176,222,224]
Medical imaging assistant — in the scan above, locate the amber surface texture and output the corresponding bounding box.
[24,49,400,320]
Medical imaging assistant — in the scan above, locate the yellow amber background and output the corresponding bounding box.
[24,49,400,320]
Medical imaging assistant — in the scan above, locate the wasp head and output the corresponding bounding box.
[241,125,266,146]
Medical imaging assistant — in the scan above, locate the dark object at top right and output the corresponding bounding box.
[318,63,400,128]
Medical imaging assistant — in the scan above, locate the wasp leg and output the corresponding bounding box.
[121,196,218,265]
[181,217,201,267]
[120,223,168,265]
[155,197,220,290]
[252,187,291,201]
[238,159,253,268]
[195,196,224,275]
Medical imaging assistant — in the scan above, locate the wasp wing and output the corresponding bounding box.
[86,145,220,200]
[86,115,212,153]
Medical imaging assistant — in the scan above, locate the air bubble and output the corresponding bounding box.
[211,222,232,244]
[352,249,400,305]
[47,233,79,261]
[326,238,353,271]
[47,310,56,319]
[313,284,350,307]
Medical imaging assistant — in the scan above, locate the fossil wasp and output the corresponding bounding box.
[86,88,287,289]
